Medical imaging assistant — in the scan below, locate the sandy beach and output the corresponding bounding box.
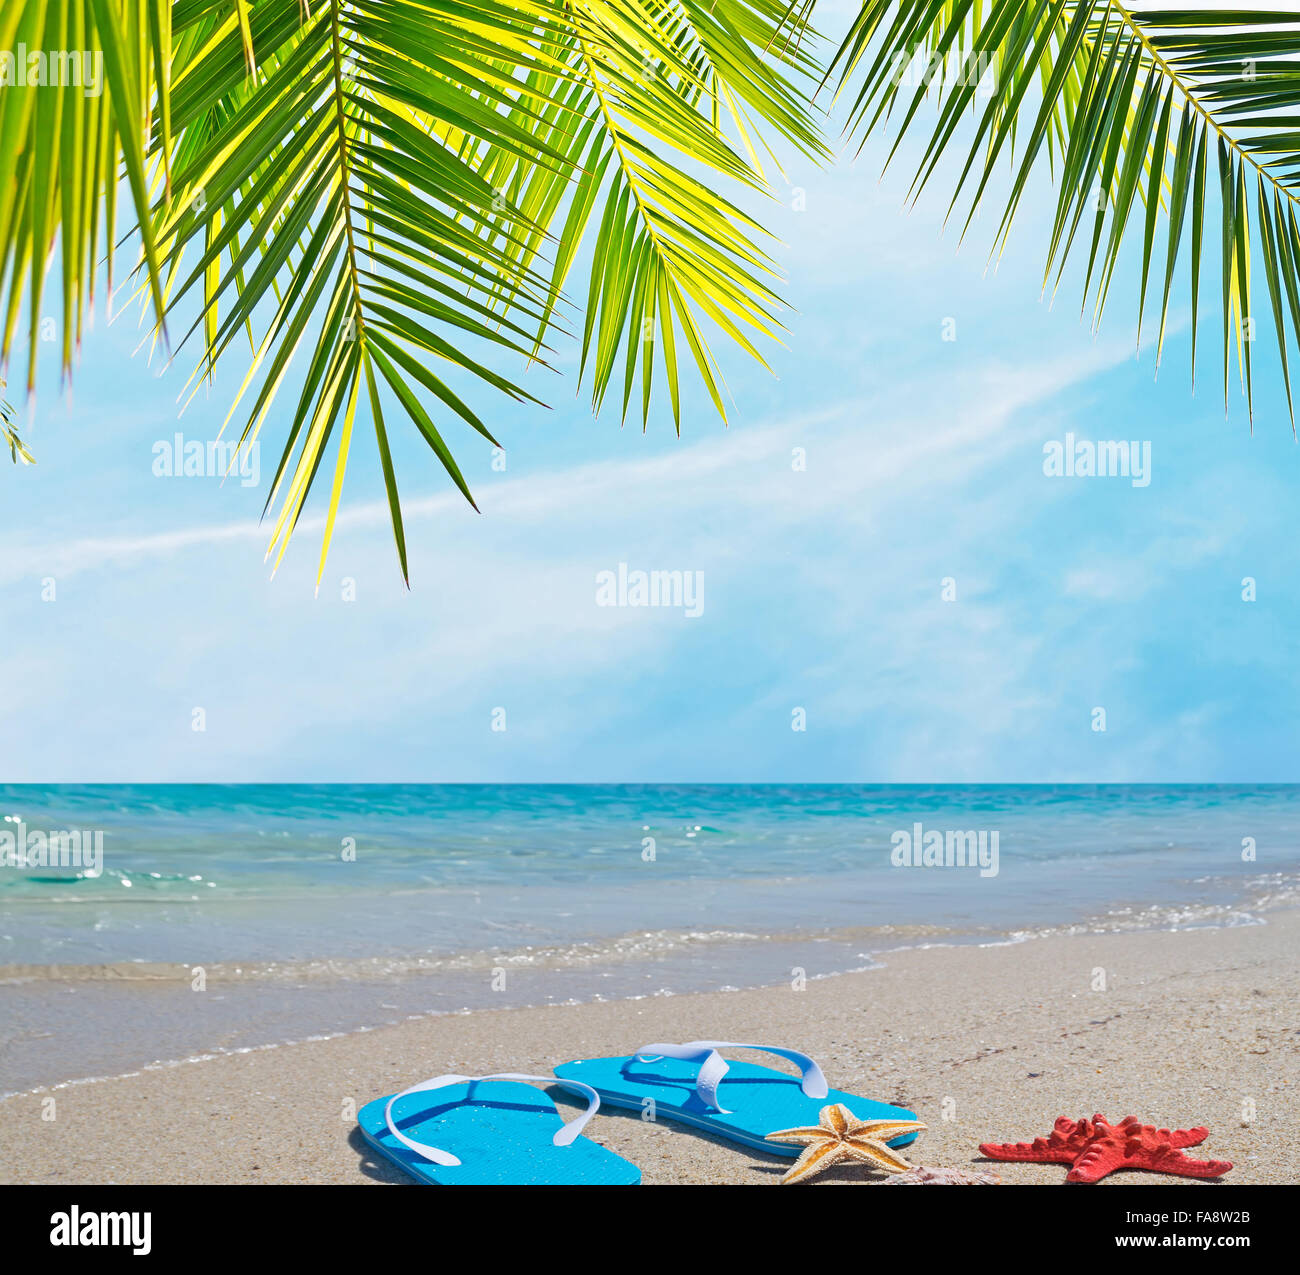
[3,912,1296,1185]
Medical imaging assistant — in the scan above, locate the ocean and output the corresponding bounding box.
[2,784,1297,1092]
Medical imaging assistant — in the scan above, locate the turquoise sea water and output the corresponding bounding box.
[2,784,1297,1090]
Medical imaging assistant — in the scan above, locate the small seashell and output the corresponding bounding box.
[884,1165,1001,1185]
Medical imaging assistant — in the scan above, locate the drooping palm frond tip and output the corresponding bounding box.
[2,382,33,464]
[0,0,172,387]
[830,0,1300,426]
[0,0,828,584]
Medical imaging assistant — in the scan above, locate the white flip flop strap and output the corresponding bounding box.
[383,1072,600,1168]
[632,1040,828,1114]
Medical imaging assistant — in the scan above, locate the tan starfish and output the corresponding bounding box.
[765,1103,927,1184]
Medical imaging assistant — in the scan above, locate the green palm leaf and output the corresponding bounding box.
[0,0,170,389]
[829,1,1300,424]
[2,380,35,464]
[0,0,826,585]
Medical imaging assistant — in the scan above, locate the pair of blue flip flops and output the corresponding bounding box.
[358,1039,920,1185]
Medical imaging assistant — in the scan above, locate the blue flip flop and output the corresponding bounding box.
[358,1071,641,1185]
[555,1040,921,1156]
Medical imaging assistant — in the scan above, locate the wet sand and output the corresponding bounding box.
[3,912,1296,1184]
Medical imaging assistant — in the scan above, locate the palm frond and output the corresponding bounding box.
[0,0,825,582]
[831,1,1300,424]
[467,0,830,427]
[155,0,600,587]
[0,0,169,389]
[1,380,34,464]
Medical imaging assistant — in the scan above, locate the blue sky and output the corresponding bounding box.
[3,38,1300,783]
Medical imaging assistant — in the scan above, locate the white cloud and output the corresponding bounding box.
[0,334,1142,780]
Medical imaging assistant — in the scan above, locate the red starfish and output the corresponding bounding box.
[980,1114,1232,1183]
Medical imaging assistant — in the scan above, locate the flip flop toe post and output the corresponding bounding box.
[555,1040,920,1156]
